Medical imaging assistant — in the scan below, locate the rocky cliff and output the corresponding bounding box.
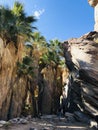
[63,31,98,118]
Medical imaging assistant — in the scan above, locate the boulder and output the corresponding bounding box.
[65,112,75,123]
[0,120,8,127]
[9,117,28,124]
[29,128,37,130]
[74,111,90,123]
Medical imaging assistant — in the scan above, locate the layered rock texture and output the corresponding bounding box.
[63,31,98,117]
[88,0,98,31]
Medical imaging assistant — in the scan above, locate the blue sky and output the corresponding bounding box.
[0,0,94,41]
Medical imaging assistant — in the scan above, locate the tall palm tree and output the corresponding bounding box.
[0,2,37,120]
[32,32,46,42]
[0,6,14,46]
[32,32,47,58]
[40,39,64,67]
[12,2,36,43]
[0,2,36,47]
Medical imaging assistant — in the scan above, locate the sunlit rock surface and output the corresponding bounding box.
[88,0,98,31]
[63,31,98,117]
[88,0,98,7]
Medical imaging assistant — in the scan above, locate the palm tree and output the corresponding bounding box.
[40,39,64,67]
[0,2,36,47]
[32,32,46,42]
[40,39,66,113]
[32,32,47,58]
[17,55,34,79]
[12,2,36,43]
[0,2,36,119]
[29,32,47,116]
[0,6,14,46]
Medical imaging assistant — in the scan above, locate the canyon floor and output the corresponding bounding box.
[0,115,96,130]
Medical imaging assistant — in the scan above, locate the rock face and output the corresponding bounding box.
[63,31,98,117]
[88,0,98,31]
[88,0,98,7]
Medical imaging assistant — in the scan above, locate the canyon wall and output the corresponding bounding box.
[63,31,98,117]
